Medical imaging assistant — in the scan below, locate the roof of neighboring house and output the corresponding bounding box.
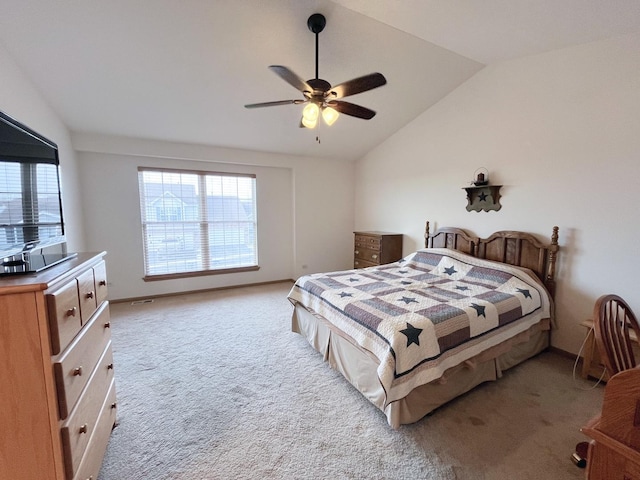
[142,183,254,222]
[0,196,62,225]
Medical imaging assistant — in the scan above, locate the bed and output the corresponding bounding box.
[288,222,559,428]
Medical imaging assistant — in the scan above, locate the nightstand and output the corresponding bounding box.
[580,319,639,382]
[353,231,402,269]
[580,320,608,381]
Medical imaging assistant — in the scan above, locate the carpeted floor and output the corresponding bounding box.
[99,281,602,479]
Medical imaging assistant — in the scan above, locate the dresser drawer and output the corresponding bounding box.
[93,261,108,306]
[354,259,378,269]
[354,235,381,249]
[48,280,82,355]
[54,302,111,419]
[72,379,117,480]
[72,383,117,480]
[61,345,115,480]
[77,269,98,325]
[354,247,381,264]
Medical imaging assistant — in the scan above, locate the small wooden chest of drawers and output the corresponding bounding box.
[0,252,116,480]
[354,231,403,269]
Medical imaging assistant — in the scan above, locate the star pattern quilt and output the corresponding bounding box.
[288,248,551,404]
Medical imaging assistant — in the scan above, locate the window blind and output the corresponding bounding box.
[138,167,257,278]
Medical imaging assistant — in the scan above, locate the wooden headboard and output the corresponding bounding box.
[425,221,559,296]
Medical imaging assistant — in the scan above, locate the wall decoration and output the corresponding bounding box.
[464,168,502,212]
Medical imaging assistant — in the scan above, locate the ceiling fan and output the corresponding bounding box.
[244,13,387,129]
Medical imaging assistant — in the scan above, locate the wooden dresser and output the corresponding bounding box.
[0,252,116,480]
[353,231,403,269]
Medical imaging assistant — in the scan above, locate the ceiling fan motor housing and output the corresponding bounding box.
[307,78,332,99]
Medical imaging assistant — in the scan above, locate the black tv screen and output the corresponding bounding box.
[0,111,67,267]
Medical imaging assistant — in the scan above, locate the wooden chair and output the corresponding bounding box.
[574,295,640,471]
[581,367,640,478]
[593,294,640,377]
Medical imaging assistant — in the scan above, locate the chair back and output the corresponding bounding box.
[593,294,640,376]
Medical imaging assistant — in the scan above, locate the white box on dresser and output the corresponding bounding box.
[0,252,116,480]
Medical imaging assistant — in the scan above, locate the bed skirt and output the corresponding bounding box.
[292,303,550,428]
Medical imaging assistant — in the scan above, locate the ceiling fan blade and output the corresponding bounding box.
[269,65,313,94]
[244,99,305,109]
[329,101,376,120]
[328,73,387,100]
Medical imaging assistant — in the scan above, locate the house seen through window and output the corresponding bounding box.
[138,167,258,279]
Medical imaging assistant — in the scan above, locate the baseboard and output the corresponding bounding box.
[548,345,578,360]
[111,278,295,304]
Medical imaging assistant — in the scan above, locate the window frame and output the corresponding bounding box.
[137,166,259,281]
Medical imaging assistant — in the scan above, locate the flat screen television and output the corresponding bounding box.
[0,110,75,275]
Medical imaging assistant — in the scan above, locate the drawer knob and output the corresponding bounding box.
[66,307,77,317]
[107,363,114,370]
[99,280,107,286]
[73,366,83,376]
[79,424,88,434]
[372,254,378,260]
[86,291,95,299]
[111,402,117,409]
[354,250,359,255]
[355,261,359,265]
[104,321,111,329]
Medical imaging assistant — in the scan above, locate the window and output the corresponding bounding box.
[0,161,64,250]
[138,167,258,280]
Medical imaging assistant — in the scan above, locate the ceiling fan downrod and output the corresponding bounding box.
[307,13,326,81]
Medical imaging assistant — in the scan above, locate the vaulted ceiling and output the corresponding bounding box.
[1,0,639,161]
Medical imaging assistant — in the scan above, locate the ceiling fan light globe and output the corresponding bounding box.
[322,107,339,126]
[302,102,320,128]
[302,102,319,120]
[301,116,318,129]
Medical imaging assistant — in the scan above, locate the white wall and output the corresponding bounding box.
[73,133,355,300]
[1,37,355,301]
[0,43,85,251]
[354,32,640,355]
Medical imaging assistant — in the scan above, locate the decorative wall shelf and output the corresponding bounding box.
[463,185,502,212]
